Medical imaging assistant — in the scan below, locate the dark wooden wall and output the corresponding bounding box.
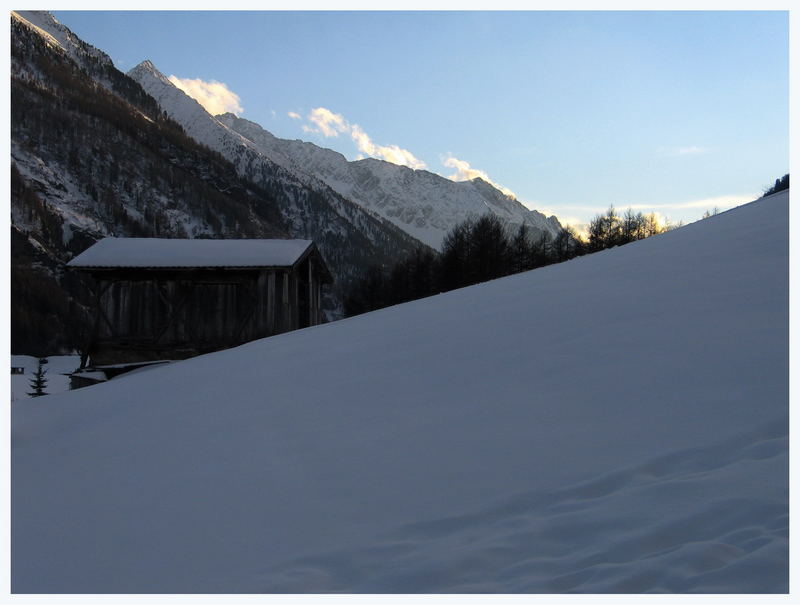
[83,255,327,366]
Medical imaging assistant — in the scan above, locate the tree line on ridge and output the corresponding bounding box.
[344,205,674,317]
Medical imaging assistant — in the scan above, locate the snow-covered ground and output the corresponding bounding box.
[10,355,80,402]
[11,191,788,593]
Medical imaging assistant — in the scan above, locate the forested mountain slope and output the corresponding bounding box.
[10,11,425,354]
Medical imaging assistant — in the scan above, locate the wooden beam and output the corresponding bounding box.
[152,281,191,345]
[96,281,116,337]
[233,279,258,344]
[80,279,112,369]
[308,259,314,326]
[282,271,290,332]
[292,271,298,330]
[316,281,322,325]
[179,281,203,351]
[267,271,275,335]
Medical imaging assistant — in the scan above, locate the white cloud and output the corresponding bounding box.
[442,154,516,198]
[287,111,301,120]
[304,107,348,137]
[300,107,426,170]
[168,75,243,116]
[350,125,426,169]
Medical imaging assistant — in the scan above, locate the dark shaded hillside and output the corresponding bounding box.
[11,13,427,355]
[11,16,289,354]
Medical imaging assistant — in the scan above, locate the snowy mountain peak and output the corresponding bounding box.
[215,113,563,249]
[12,10,112,67]
[470,176,495,189]
[128,60,174,87]
[131,59,158,74]
[127,59,261,158]
[129,57,562,250]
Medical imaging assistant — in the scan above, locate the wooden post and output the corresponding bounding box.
[267,271,275,335]
[152,280,190,345]
[308,259,314,326]
[282,271,290,332]
[80,279,111,369]
[292,271,298,330]
[234,279,258,344]
[316,281,322,324]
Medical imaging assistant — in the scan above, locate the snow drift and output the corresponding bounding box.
[11,191,788,593]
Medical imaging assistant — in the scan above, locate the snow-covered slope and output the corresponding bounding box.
[11,11,135,99]
[11,11,112,71]
[11,191,788,593]
[219,113,563,250]
[127,60,266,165]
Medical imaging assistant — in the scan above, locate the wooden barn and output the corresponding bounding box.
[68,238,332,369]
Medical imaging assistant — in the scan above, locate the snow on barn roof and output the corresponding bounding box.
[67,238,316,269]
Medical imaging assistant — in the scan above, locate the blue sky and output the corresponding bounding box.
[53,10,789,229]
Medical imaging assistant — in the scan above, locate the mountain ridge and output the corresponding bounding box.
[215,111,563,249]
[125,57,428,270]
[124,55,562,250]
[10,10,424,353]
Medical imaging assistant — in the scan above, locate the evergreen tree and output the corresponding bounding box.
[27,357,48,397]
[510,223,531,273]
[438,220,472,291]
[468,214,510,283]
[551,227,576,262]
[620,208,645,244]
[529,231,552,269]
[762,174,789,197]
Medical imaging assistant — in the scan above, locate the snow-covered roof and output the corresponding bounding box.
[67,238,316,269]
